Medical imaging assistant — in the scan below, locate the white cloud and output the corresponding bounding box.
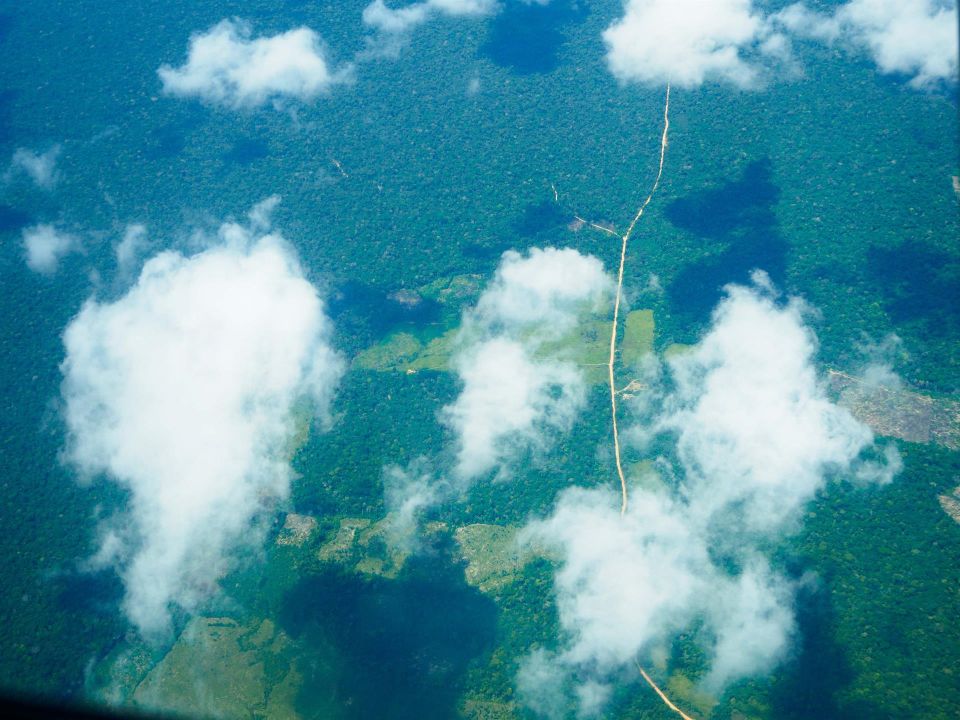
[379,248,612,544]
[854,332,904,389]
[159,20,351,109]
[362,0,498,35]
[472,247,612,337]
[445,337,586,480]
[517,648,569,720]
[9,145,61,189]
[774,3,842,41]
[61,206,344,635]
[603,0,778,88]
[445,247,613,482]
[247,194,282,232]
[22,223,79,275]
[776,0,958,87]
[519,275,901,715]
[114,224,149,277]
[382,461,442,551]
[574,680,612,718]
[651,275,887,534]
[703,560,796,689]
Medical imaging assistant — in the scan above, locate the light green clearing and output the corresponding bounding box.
[355,293,656,385]
[939,488,960,525]
[418,273,484,305]
[627,460,669,494]
[317,515,537,594]
[621,309,655,367]
[460,696,517,720]
[454,524,530,594]
[662,343,694,360]
[130,617,301,720]
[316,515,413,579]
[666,672,720,718]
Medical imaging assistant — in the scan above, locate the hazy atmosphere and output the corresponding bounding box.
[0,1,957,719]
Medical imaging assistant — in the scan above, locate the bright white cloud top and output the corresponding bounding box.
[445,247,613,481]
[158,20,351,109]
[9,145,61,189]
[446,337,585,480]
[21,224,79,275]
[61,210,344,635]
[603,0,782,88]
[519,275,901,715]
[656,276,899,534]
[602,0,956,89]
[777,0,959,87]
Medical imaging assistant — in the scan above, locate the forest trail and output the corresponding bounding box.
[606,84,671,516]
[566,85,690,720]
[636,661,697,720]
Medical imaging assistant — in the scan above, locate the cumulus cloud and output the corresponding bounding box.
[776,0,958,87]
[379,248,612,548]
[8,145,61,189]
[22,223,79,275]
[445,247,613,482]
[445,338,586,480]
[159,20,351,109]
[114,223,149,277]
[519,274,901,715]
[603,0,784,88]
[651,276,892,533]
[61,204,344,635]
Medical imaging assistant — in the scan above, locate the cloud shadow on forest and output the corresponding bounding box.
[480,0,588,75]
[666,159,787,323]
[769,578,882,720]
[223,137,270,166]
[328,279,444,347]
[868,239,960,338]
[278,549,498,719]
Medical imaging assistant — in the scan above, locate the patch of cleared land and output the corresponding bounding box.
[275,513,318,547]
[130,617,301,719]
[454,524,534,594]
[938,487,960,526]
[460,696,517,720]
[316,516,420,579]
[418,273,484,305]
[828,370,960,449]
[621,309,655,367]
[354,297,657,385]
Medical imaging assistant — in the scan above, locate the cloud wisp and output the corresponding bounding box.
[518,273,901,716]
[8,145,61,189]
[776,0,958,88]
[159,20,352,109]
[114,223,150,279]
[22,224,80,275]
[362,0,498,39]
[61,204,344,636]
